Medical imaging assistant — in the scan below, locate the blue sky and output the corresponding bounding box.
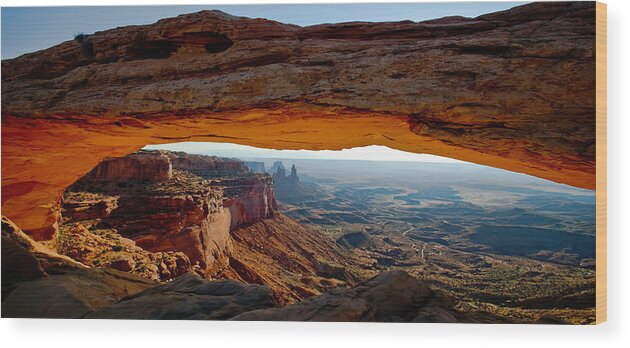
[1,2,525,59]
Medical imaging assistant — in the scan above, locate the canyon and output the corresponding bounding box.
[53,150,359,304]
[1,2,598,239]
[2,150,503,321]
[0,2,600,323]
[3,213,505,322]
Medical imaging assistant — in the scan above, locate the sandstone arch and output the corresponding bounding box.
[1,2,596,239]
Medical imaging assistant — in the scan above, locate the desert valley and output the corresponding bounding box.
[1,1,600,324]
[3,146,595,323]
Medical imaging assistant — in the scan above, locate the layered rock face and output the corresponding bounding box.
[56,150,355,303]
[2,215,504,322]
[104,188,232,271]
[223,176,277,230]
[166,151,249,177]
[2,216,156,317]
[55,223,193,281]
[60,153,241,278]
[219,214,361,304]
[1,2,598,237]
[84,151,173,181]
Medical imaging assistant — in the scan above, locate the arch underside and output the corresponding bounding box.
[1,2,596,238]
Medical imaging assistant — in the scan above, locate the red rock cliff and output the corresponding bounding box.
[223,176,278,230]
[1,2,599,238]
[84,151,173,181]
[166,151,249,177]
[61,150,277,277]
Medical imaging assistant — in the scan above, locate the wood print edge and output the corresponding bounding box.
[595,0,607,325]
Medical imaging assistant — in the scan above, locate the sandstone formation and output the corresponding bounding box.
[2,215,156,318]
[3,268,500,322]
[272,163,316,204]
[62,193,119,222]
[61,155,236,276]
[1,215,85,299]
[219,214,362,304]
[2,268,156,318]
[55,223,194,281]
[57,150,358,302]
[223,176,277,230]
[88,273,277,320]
[1,2,597,237]
[2,214,504,322]
[84,151,173,181]
[166,151,249,177]
[232,270,507,323]
[87,270,503,322]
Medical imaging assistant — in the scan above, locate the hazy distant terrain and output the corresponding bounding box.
[238,157,596,323]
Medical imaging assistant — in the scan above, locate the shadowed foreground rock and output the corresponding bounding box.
[88,270,505,322]
[1,224,506,324]
[231,270,507,322]
[1,216,85,300]
[88,273,277,320]
[2,215,156,318]
[2,268,155,318]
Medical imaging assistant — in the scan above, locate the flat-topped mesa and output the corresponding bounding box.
[1,2,597,237]
[60,150,278,278]
[84,151,173,181]
[166,151,250,178]
[162,151,278,229]
[56,151,352,302]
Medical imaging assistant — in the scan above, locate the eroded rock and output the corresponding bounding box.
[83,151,173,181]
[57,151,357,303]
[2,268,156,318]
[55,223,193,281]
[1,2,597,237]
[231,270,507,322]
[87,273,276,320]
[1,216,85,299]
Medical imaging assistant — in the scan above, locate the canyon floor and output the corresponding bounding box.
[256,157,596,324]
[0,2,599,324]
[1,150,595,323]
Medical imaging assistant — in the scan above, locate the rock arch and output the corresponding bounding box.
[1,2,596,239]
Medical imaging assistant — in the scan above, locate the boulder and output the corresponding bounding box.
[2,268,155,318]
[232,270,507,322]
[1,216,85,300]
[88,273,276,320]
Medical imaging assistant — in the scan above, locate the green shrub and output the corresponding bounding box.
[74,33,87,42]
[73,33,94,57]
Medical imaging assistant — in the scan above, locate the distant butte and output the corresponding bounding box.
[2,2,596,237]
